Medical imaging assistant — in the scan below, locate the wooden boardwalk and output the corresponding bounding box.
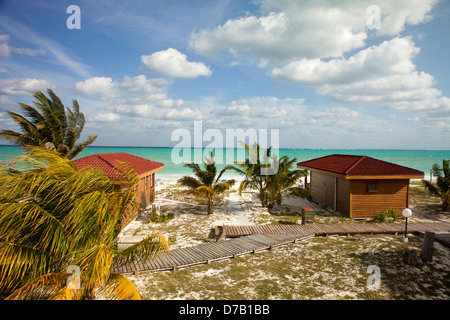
[113,233,314,275]
[114,220,450,275]
[218,221,450,238]
[435,233,450,248]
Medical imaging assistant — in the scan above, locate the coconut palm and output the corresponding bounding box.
[422,159,450,211]
[265,155,309,208]
[177,151,235,214]
[230,142,309,208]
[0,89,97,159]
[0,147,169,300]
[230,142,273,207]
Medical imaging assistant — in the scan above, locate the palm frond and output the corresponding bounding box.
[49,286,82,300]
[1,89,96,159]
[422,179,441,197]
[96,273,142,300]
[0,147,146,299]
[177,175,201,189]
[5,273,68,300]
[113,234,169,268]
[71,244,114,291]
[283,187,311,200]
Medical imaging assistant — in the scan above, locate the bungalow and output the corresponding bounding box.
[73,152,164,222]
[297,154,424,218]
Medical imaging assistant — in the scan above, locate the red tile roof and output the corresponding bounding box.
[297,154,424,177]
[73,153,164,180]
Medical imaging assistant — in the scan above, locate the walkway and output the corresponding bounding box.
[219,221,450,238]
[113,233,314,275]
[114,220,450,275]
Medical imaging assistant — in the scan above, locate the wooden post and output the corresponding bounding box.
[421,231,435,262]
[216,225,226,242]
[402,248,420,266]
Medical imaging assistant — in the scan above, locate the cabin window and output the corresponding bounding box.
[367,182,378,192]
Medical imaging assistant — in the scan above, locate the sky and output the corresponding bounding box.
[0,0,449,149]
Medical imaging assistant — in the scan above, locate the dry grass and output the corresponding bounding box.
[129,234,450,300]
[123,179,450,300]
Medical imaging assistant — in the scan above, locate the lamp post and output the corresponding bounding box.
[401,208,412,243]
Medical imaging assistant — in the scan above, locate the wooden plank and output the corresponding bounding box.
[435,233,450,248]
[222,239,255,253]
[251,233,277,245]
[208,241,240,257]
[189,245,219,261]
[151,256,165,270]
[420,222,446,232]
[175,249,203,267]
[209,243,241,259]
[169,249,191,267]
[166,250,186,268]
[206,241,239,257]
[408,222,430,233]
[176,247,202,264]
[238,235,269,250]
[157,252,173,269]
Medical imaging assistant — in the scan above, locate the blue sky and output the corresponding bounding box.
[0,0,449,149]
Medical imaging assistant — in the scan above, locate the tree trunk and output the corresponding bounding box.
[442,195,449,211]
[207,198,214,214]
[276,193,282,205]
[259,192,267,207]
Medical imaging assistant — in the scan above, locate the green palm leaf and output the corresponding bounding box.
[0,89,97,159]
[0,147,166,299]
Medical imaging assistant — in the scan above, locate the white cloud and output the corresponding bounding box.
[141,48,212,78]
[75,77,118,99]
[116,75,172,103]
[0,34,47,58]
[189,0,437,64]
[213,97,301,119]
[116,104,204,120]
[119,75,171,92]
[373,0,438,35]
[157,99,185,108]
[92,112,120,123]
[311,107,360,120]
[272,37,420,84]
[272,37,450,112]
[0,78,54,96]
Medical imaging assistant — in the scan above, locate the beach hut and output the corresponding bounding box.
[73,152,164,220]
[297,154,424,218]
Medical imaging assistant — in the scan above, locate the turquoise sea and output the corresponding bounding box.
[1,145,449,179]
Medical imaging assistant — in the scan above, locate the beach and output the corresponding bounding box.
[118,174,450,300]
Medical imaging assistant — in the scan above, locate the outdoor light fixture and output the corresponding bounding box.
[401,208,413,242]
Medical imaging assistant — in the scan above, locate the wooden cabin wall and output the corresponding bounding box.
[137,173,156,211]
[350,179,409,218]
[336,177,351,216]
[310,171,336,209]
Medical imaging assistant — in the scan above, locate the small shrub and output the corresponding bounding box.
[148,211,174,223]
[372,209,400,223]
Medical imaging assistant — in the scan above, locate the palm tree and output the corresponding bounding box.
[422,159,450,211]
[177,151,235,214]
[265,155,309,208]
[0,88,97,159]
[230,142,309,208]
[0,147,169,300]
[230,142,275,207]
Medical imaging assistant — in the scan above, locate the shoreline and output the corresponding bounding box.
[155,174,428,185]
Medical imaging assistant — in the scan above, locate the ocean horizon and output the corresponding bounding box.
[1,145,449,179]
